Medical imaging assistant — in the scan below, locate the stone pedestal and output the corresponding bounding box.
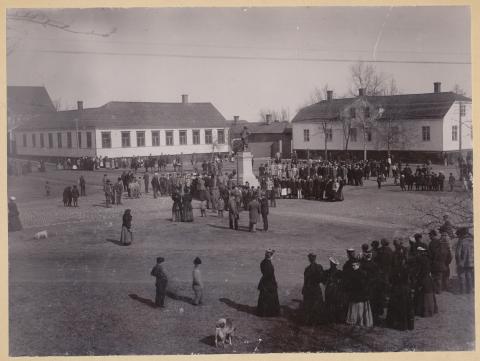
[236,151,259,187]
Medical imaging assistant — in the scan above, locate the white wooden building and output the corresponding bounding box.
[13,95,230,159]
[292,83,472,162]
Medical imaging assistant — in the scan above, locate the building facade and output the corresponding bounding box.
[292,83,472,162]
[13,95,230,160]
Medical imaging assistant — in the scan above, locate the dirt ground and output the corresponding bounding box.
[7,164,475,355]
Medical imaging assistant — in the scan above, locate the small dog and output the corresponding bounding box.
[215,318,235,348]
[34,230,48,240]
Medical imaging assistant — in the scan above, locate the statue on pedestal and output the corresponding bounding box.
[240,126,250,152]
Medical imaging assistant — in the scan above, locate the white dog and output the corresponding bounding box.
[34,230,48,240]
[215,318,235,348]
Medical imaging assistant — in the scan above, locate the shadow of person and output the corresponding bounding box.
[106,238,128,246]
[208,224,250,232]
[166,290,194,305]
[199,335,216,348]
[219,298,257,316]
[128,293,157,308]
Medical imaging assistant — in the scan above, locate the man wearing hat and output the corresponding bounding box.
[151,257,168,308]
[343,248,357,272]
[260,192,269,232]
[247,193,261,232]
[8,196,22,232]
[455,227,474,294]
[302,253,325,325]
[257,249,280,317]
[192,257,204,305]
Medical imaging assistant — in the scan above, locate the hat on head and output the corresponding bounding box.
[429,229,438,236]
[380,238,389,246]
[307,253,316,259]
[439,226,448,234]
[156,257,165,263]
[361,243,369,251]
[456,227,469,237]
[417,246,426,251]
[414,233,422,240]
[371,240,379,248]
[265,248,275,256]
[328,257,339,265]
[194,257,202,265]
[9,196,16,201]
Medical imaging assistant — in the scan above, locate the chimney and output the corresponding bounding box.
[358,88,365,97]
[233,115,239,125]
[265,114,272,125]
[181,94,189,104]
[326,90,333,101]
[77,101,83,111]
[434,82,441,93]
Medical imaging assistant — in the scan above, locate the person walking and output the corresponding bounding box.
[257,249,280,317]
[120,209,133,245]
[151,257,168,308]
[192,257,204,305]
[247,194,261,232]
[228,192,239,230]
[260,192,269,232]
[8,196,22,232]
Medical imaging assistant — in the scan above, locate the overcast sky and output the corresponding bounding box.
[7,6,471,122]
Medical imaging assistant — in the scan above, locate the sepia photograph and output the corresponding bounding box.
[6,4,475,356]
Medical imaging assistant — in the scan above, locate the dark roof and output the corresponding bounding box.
[15,101,228,131]
[230,120,292,137]
[7,86,56,128]
[292,92,471,123]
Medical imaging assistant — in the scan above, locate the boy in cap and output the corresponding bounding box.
[192,257,204,305]
[151,257,168,308]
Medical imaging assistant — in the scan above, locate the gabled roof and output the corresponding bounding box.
[292,92,471,123]
[15,101,228,131]
[229,120,292,136]
[7,86,56,129]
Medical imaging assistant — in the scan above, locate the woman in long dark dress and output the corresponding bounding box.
[8,197,22,232]
[182,186,194,222]
[386,267,414,330]
[302,253,325,325]
[171,191,182,222]
[335,178,345,201]
[413,247,438,317]
[257,249,280,317]
[120,209,133,245]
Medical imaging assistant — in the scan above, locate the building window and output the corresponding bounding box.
[121,131,131,147]
[32,133,36,147]
[40,133,45,148]
[460,103,466,116]
[422,126,430,141]
[205,129,213,144]
[22,134,27,147]
[364,107,370,118]
[217,129,225,144]
[326,128,333,142]
[452,125,458,141]
[136,131,145,147]
[77,132,82,148]
[179,130,187,145]
[192,130,200,145]
[101,132,111,148]
[166,131,173,146]
[57,132,62,148]
[350,107,356,118]
[349,128,357,142]
[48,133,53,148]
[67,132,72,148]
[367,130,372,142]
[152,131,160,146]
[86,132,92,148]
[303,129,310,142]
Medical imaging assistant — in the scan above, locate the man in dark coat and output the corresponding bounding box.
[151,257,168,308]
[257,249,280,317]
[260,193,269,232]
[143,172,150,193]
[302,253,325,325]
[228,193,239,230]
[247,195,261,232]
[431,229,452,293]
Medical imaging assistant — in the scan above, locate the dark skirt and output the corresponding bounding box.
[183,203,194,222]
[386,285,414,330]
[325,282,348,323]
[172,203,182,222]
[120,226,133,245]
[302,288,325,325]
[8,215,22,232]
[257,288,280,317]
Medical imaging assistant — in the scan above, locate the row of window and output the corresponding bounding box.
[303,126,459,143]
[22,131,93,149]
[102,129,226,149]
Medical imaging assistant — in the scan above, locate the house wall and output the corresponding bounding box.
[14,129,97,158]
[94,127,230,158]
[442,101,472,152]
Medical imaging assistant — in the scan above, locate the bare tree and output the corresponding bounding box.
[340,109,354,155]
[7,10,116,55]
[452,84,467,96]
[259,107,291,122]
[348,61,397,96]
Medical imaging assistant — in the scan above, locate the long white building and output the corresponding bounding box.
[292,82,472,162]
[13,94,230,159]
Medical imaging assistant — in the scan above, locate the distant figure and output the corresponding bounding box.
[247,195,261,232]
[71,185,80,207]
[120,209,133,245]
[151,257,168,308]
[63,186,72,207]
[8,196,22,232]
[45,181,51,197]
[257,249,280,317]
[79,175,86,196]
[192,257,203,305]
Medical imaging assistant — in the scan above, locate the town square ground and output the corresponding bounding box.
[7,163,475,355]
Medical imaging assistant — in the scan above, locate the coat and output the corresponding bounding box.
[455,235,474,268]
[248,199,261,223]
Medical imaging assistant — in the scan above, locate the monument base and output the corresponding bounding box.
[236,151,259,188]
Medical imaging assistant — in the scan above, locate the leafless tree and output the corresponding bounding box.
[452,84,467,96]
[259,107,291,122]
[348,61,397,96]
